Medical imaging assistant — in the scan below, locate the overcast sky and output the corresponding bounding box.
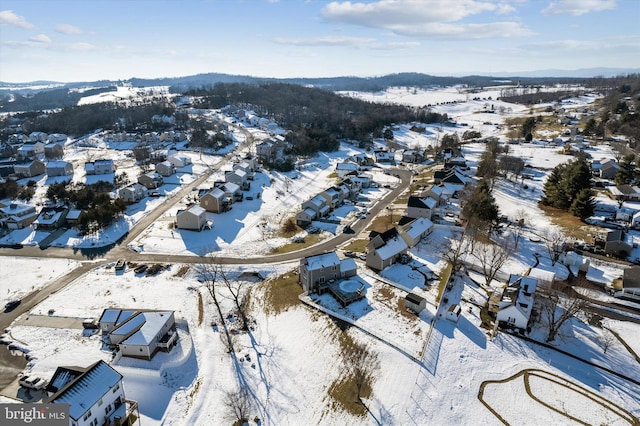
[1,0,639,83]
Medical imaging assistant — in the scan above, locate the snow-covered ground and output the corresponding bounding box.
[2,85,639,424]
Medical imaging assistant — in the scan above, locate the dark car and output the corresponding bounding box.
[4,300,21,312]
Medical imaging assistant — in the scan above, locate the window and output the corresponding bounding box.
[113,384,120,393]
[105,404,112,415]
[319,277,325,283]
[82,410,92,421]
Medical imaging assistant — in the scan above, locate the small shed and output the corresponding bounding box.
[446,304,462,322]
[405,292,426,313]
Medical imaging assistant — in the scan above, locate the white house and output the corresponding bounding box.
[99,308,178,360]
[490,275,538,331]
[299,251,358,294]
[85,159,115,175]
[155,160,176,177]
[118,183,146,203]
[168,154,192,168]
[335,161,360,178]
[400,217,433,247]
[46,161,74,177]
[176,205,208,231]
[47,360,137,426]
[406,196,437,219]
[366,228,409,271]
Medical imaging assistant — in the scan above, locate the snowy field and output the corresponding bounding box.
[2,85,640,424]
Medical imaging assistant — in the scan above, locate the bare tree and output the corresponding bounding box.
[511,209,529,249]
[600,328,616,354]
[442,231,471,274]
[223,387,253,425]
[220,273,250,332]
[472,238,511,287]
[539,290,587,342]
[345,342,380,404]
[200,256,235,352]
[542,227,565,265]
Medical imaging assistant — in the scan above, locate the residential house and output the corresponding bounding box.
[406,196,437,219]
[335,161,360,178]
[44,142,64,159]
[47,360,138,426]
[85,159,115,175]
[299,251,357,294]
[489,275,538,331]
[604,229,632,257]
[225,169,249,190]
[302,194,330,218]
[14,159,45,178]
[399,217,433,247]
[592,159,619,180]
[350,153,374,167]
[295,208,316,227]
[138,172,163,189]
[33,206,69,230]
[118,183,146,203]
[608,185,640,202]
[176,205,208,231]
[65,209,83,227]
[214,181,243,202]
[155,160,176,177]
[405,293,426,313]
[353,173,373,189]
[167,154,192,168]
[320,187,342,210]
[233,161,254,180]
[200,187,231,213]
[17,141,45,159]
[46,161,74,177]
[615,207,638,222]
[99,308,178,360]
[366,228,409,271]
[28,131,48,142]
[373,149,394,164]
[402,150,425,164]
[0,203,38,229]
[616,266,640,300]
[422,185,447,206]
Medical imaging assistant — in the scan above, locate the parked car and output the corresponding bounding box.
[114,259,126,271]
[19,375,46,390]
[4,300,21,312]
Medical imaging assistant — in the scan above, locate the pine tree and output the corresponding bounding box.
[615,154,636,185]
[570,188,596,219]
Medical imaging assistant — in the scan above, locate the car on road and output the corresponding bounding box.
[82,318,99,329]
[19,375,46,390]
[4,300,21,312]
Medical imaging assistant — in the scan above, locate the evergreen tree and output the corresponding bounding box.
[615,154,636,185]
[541,158,594,219]
[462,180,500,230]
[570,189,596,219]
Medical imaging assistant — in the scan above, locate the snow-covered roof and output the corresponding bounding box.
[376,236,408,260]
[305,252,340,271]
[340,258,357,273]
[121,311,173,346]
[405,217,433,239]
[186,205,206,216]
[46,161,70,168]
[49,360,122,421]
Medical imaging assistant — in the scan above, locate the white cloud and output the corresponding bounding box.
[70,42,95,51]
[274,35,376,47]
[55,24,83,35]
[0,10,34,29]
[542,0,617,16]
[29,34,51,45]
[320,0,532,39]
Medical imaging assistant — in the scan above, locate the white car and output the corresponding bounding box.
[19,376,46,390]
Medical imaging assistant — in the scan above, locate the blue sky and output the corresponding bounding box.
[0,0,639,83]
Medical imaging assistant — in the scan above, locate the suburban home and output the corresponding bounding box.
[176,205,208,231]
[99,308,178,360]
[335,161,360,178]
[598,160,620,180]
[44,142,64,159]
[603,229,632,257]
[608,185,640,202]
[138,172,163,189]
[373,149,394,163]
[200,187,231,213]
[299,251,358,294]
[225,169,249,190]
[155,160,176,177]
[233,161,254,179]
[14,159,45,178]
[402,150,425,164]
[405,292,426,313]
[489,275,538,332]
[46,160,74,177]
[615,207,638,222]
[17,141,45,159]
[85,159,115,175]
[616,266,640,301]
[422,185,447,206]
[33,206,69,230]
[296,208,316,227]
[167,154,192,168]
[301,194,330,218]
[353,173,373,188]
[0,203,38,229]
[118,183,146,203]
[28,131,48,142]
[406,196,437,219]
[399,217,434,247]
[320,187,342,209]
[46,360,138,426]
[366,228,409,271]
[350,153,374,166]
[214,181,243,202]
